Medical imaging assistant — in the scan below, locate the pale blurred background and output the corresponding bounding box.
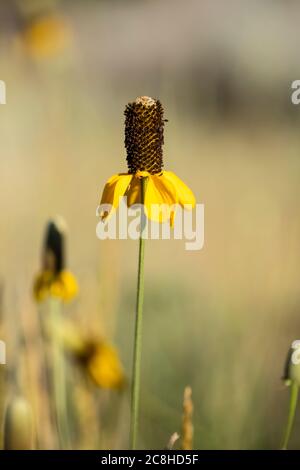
[1,0,300,449]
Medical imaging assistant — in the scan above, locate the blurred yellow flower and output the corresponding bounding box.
[20,14,71,59]
[33,219,78,303]
[99,97,195,225]
[86,342,125,390]
[33,269,78,303]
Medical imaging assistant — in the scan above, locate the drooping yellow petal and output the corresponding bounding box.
[125,171,153,207]
[152,174,179,224]
[144,175,178,222]
[100,174,132,219]
[162,171,196,208]
[152,174,178,206]
[126,175,142,206]
[126,174,178,223]
[103,170,195,224]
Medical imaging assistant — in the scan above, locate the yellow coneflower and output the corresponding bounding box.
[99,96,195,224]
[33,218,78,303]
[98,97,195,450]
[34,270,78,303]
[33,218,77,449]
[82,341,125,390]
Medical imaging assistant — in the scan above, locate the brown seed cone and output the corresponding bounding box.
[124,96,165,174]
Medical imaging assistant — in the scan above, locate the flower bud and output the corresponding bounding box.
[282,340,300,386]
[3,396,34,450]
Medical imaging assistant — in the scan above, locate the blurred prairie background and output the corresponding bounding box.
[1,0,300,450]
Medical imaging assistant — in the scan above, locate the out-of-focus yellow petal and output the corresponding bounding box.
[33,269,78,303]
[87,343,125,390]
[55,270,78,301]
[33,271,52,302]
[162,171,196,208]
[100,174,132,219]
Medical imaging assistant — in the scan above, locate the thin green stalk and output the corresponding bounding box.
[38,304,56,449]
[281,382,299,450]
[49,298,70,449]
[130,176,148,450]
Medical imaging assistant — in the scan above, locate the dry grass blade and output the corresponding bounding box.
[181,386,194,450]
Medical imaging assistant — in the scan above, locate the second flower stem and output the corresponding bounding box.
[281,382,299,450]
[49,298,70,449]
[130,176,148,450]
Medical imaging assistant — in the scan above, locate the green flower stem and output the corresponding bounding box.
[281,382,299,450]
[130,176,148,450]
[49,298,70,449]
